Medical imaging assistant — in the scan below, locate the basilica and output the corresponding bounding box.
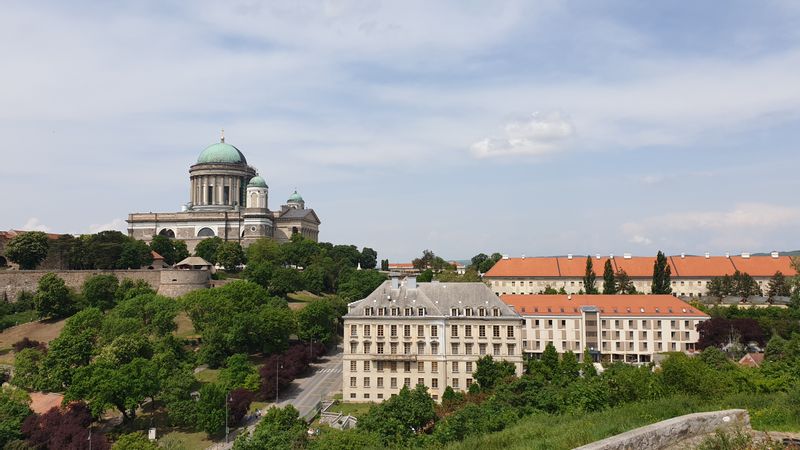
[127,133,320,252]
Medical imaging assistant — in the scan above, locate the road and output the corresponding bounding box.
[208,346,343,449]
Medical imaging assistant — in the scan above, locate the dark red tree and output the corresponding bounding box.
[228,388,255,426]
[21,402,109,450]
[697,317,766,349]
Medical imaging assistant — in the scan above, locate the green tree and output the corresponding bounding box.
[308,429,382,450]
[115,278,156,303]
[149,235,176,265]
[707,275,733,298]
[583,256,597,294]
[651,251,672,294]
[234,405,307,449]
[380,259,389,271]
[614,269,637,294]
[172,240,190,263]
[359,247,378,269]
[602,260,615,294]
[267,267,303,297]
[39,308,103,390]
[195,236,224,264]
[560,350,580,380]
[358,385,435,446]
[336,269,386,301]
[216,241,246,272]
[0,387,32,447]
[34,273,75,319]
[112,432,160,450]
[417,269,433,282]
[117,239,153,269]
[295,298,337,344]
[581,347,597,377]
[541,342,560,380]
[82,274,119,311]
[218,354,260,392]
[11,348,46,390]
[473,355,516,390]
[5,231,49,269]
[732,271,761,298]
[767,271,791,299]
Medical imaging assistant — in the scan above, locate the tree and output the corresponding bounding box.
[82,274,119,311]
[5,231,49,269]
[357,385,436,446]
[172,240,190,263]
[417,269,433,282]
[195,237,223,264]
[12,348,46,390]
[473,355,516,390]
[581,347,597,377]
[541,342,560,380]
[115,279,156,303]
[602,260,615,294]
[707,275,733,298]
[767,271,791,299]
[216,241,246,272]
[697,317,766,349]
[295,299,337,344]
[651,251,672,294]
[149,235,176,265]
[34,273,75,319]
[21,402,110,450]
[583,256,597,294]
[560,351,580,380]
[336,269,386,301]
[66,358,159,421]
[0,386,32,447]
[233,405,307,449]
[359,247,378,269]
[614,269,636,294]
[732,271,761,299]
[380,259,389,271]
[117,239,152,269]
[112,432,160,450]
[267,267,303,297]
[218,354,259,392]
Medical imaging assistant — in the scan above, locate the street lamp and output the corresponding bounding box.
[276,358,284,404]
[225,391,232,443]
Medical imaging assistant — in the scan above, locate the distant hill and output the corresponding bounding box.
[753,250,800,256]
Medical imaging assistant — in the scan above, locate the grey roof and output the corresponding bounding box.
[175,256,212,267]
[279,208,320,221]
[345,280,519,318]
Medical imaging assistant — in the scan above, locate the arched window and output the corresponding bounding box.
[197,227,215,237]
[158,229,175,238]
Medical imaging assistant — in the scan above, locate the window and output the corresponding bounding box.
[451,325,459,337]
[378,393,384,399]
[350,343,357,353]
[364,307,373,316]
[390,343,397,354]
[198,227,215,237]
[377,325,384,337]
[452,361,459,373]
[364,377,370,388]
[451,343,459,355]
[479,343,487,355]
[465,325,472,337]
[350,361,357,371]
[465,361,473,373]
[390,362,397,372]
[417,342,425,354]
[493,308,500,316]
[432,378,438,388]
[378,308,384,316]
[364,343,371,353]
[377,377,384,388]
[350,377,357,388]
[364,361,370,371]
[404,325,411,337]
[479,325,486,338]
[364,393,370,399]
[404,343,411,354]
[390,325,397,337]
[465,308,473,316]
[377,361,384,372]
[418,378,424,386]
[377,343,384,354]
[417,325,425,337]
[466,378,473,388]
[507,344,516,355]
[493,325,500,338]
[493,344,501,356]
[479,308,486,317]
[560,320,567,327]
[451,308,459,316]
[350,325,357,337]
[432,362,439,373]
[431,326,438,337]
[404,361,411,373]
[391,378,397,389]
[418,361,425,372]
[405,308,413,316]
[452,378,460,388]
[404,378,411,388]
[507,326,515,338]
[364,325,371,337]
[465,343,473,355]
[431,343,439,354]
[350,393,356,399]
[418,307,426,316]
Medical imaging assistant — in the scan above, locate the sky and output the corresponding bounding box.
[2,0,800,262]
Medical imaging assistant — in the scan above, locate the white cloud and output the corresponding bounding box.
[630,235,653,245]
[88,218,127,234]
[19,218,50,232]
[471,112,575,158]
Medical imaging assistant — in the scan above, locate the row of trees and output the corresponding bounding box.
[706,270,792,299]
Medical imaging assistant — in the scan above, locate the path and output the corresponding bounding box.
[208,346,343,449]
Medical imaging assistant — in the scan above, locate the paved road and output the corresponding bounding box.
[208,346,343,449]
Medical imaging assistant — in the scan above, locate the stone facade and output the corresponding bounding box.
[343,277,524,403]
[127,135,320,252]
[0,268,209,301]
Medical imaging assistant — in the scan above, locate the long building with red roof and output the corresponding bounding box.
[501,294,709,363]
[485,253,795,298]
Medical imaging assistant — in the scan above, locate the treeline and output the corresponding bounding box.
[240,338,800,449]
[697,303,800,351]
[706,270,794,299]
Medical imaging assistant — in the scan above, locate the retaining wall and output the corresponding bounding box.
[574,409,750,450]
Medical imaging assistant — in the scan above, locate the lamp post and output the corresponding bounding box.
[276,358,283,404]
[225,391,231,443]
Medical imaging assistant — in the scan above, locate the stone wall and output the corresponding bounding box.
[574,409,750,450]
[0,268,209,301]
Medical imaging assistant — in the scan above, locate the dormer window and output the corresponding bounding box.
[391,307,400,316]
[465,308,473,316]
[377,307,384,316]
[405,308,413,316]
[450,308,459,316]
[479,308,486,317]
[364,307,373,316]
[492,308,500,317]
[418,307,426,316]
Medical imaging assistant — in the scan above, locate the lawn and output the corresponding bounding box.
[0,316,67,353]
[195,368,220,384]
[288,291,324,303]
[174,311,196,338]
[158,430,213,450]
[330,401,374,418]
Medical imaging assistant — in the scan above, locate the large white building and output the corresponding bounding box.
[343,276,524,402]
[501,294,709,363]
[485,253,794,298]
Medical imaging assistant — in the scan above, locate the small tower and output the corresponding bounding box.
[286,190,305,210]
[246,176,269,209]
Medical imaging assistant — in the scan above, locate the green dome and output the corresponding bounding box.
[197,142,247,164]
[248,176,267,188]
[288,190,304,203]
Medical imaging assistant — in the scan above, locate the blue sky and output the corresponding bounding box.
[2,1,800,261]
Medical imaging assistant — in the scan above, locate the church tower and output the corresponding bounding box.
[246,176,269,209]
[242,175,273,242]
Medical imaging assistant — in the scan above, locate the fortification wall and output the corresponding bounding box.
[0,269,209,301]
[574,409,750,450]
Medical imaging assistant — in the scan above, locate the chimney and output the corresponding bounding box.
[406,276,417,290]
[741,252,750,259]
[567,254,573,260]
[567,294,572,301]
[725,252,730,258]
[623,253,632,259]
[595,254,601,259]
[680,253,685,259]
[521,254,526,259]
[390,274,400,289]
[771,251,780,258]
[609,253,614,259]
[704,252,710,259]
[502,254,509,260]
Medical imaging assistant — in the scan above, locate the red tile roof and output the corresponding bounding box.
[738,353,764,367]
[388,263,415,269]
[151,251,164,260]
[501,294,709,318]
[485,255,795,278]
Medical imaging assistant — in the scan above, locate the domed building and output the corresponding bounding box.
[127,133,320,251]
